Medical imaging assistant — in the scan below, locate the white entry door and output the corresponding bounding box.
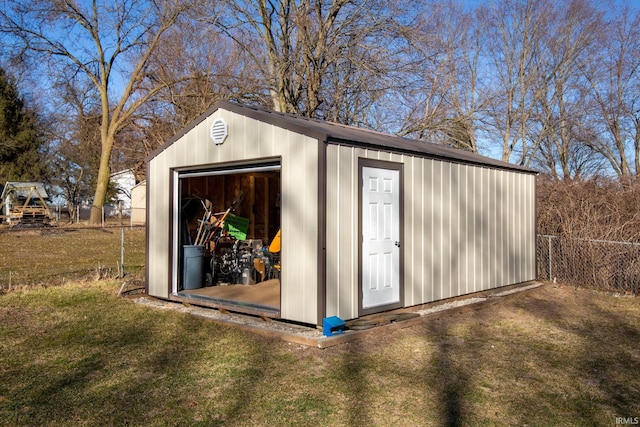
[361,165,401,311]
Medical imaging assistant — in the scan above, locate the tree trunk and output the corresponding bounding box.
[89,136,113,225]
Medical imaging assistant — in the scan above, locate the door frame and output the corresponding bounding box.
[170,159,282,298]
[358,158,404,316]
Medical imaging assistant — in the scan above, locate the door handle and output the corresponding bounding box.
[395,241,401,248]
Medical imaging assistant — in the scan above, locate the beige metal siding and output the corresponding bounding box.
[130,183,146,225]
[325,145,536,319]
[148,109,319,324]
[325,146,359,319]
[279,125,319,323]
[147,153,171,298]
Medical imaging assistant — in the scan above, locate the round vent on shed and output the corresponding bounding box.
[210,118,228,145]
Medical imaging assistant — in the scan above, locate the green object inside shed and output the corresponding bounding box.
[225,214,249,240]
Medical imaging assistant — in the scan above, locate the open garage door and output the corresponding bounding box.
[173,162,282,317]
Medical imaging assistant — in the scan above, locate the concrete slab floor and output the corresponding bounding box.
[133,281,544,348]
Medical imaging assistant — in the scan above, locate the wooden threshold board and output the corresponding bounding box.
[181,278,280,309]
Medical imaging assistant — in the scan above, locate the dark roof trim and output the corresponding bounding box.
[148,100,536,174]
[324,136,525,173]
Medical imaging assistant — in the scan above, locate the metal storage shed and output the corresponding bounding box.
[146,101,536,326]
[130,181,146,225]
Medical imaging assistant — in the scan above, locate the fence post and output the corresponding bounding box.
[548,235,552,281]
[120,226,125,278]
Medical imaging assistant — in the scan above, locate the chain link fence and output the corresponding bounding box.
[0,227,145,290]
[49,204,145,226]
[537,235,640,294]
[4,225,637,294]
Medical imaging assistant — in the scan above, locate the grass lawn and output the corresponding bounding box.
[0,227,145,288]
[0,279,638,426]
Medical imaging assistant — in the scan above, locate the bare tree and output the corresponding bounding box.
[579,5,640,184]
[214,0,417,123]
[397,1,486,152]
[44,76,113,218]
[132,16,266,151]
[0,0,197,224]
[479,0,553,164]
[531,0,604,179]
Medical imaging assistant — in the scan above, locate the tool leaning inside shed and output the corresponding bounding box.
[192,191,244,247]
[180,190,281,290]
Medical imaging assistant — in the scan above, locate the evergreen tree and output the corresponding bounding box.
[0,67,45,184]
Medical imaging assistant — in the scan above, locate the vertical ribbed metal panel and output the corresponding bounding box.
[147,109,318,324]
[325,146,339,315]
[324,145,536,319]
[406,156,423,306]
[489,168,499,288]
[431,159,444,301]
[279,125,319,324]
[147,150,171,298]
[325,146,362,320]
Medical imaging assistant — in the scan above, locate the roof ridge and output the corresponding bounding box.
[224,100,397,138]
[150,100,536,174]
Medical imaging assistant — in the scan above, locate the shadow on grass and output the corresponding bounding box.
[336,340,374,427]
[424,318,471,427]
[415,286,640,425]
[515,288,640,421]
[0,290,276,426]
[333,314,478,426]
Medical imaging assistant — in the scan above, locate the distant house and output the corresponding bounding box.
[130,180,146,225]
[110,169,136,210]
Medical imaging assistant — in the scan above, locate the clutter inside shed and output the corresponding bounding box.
[179,167,281,293]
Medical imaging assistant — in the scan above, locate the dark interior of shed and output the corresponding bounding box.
[177,168,282,312]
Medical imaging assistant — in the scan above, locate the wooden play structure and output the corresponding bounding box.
[0,182,54,226]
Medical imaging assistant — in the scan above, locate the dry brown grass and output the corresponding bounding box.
[1,204,639,425]
[0,227,145,290]
[0,281,638,426]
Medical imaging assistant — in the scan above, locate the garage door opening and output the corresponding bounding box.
[174,162,282,316]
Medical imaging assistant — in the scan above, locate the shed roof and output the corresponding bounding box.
[1,182,48,201]
[151,101,535,174]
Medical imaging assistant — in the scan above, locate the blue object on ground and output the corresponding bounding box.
[323,316,346,337]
